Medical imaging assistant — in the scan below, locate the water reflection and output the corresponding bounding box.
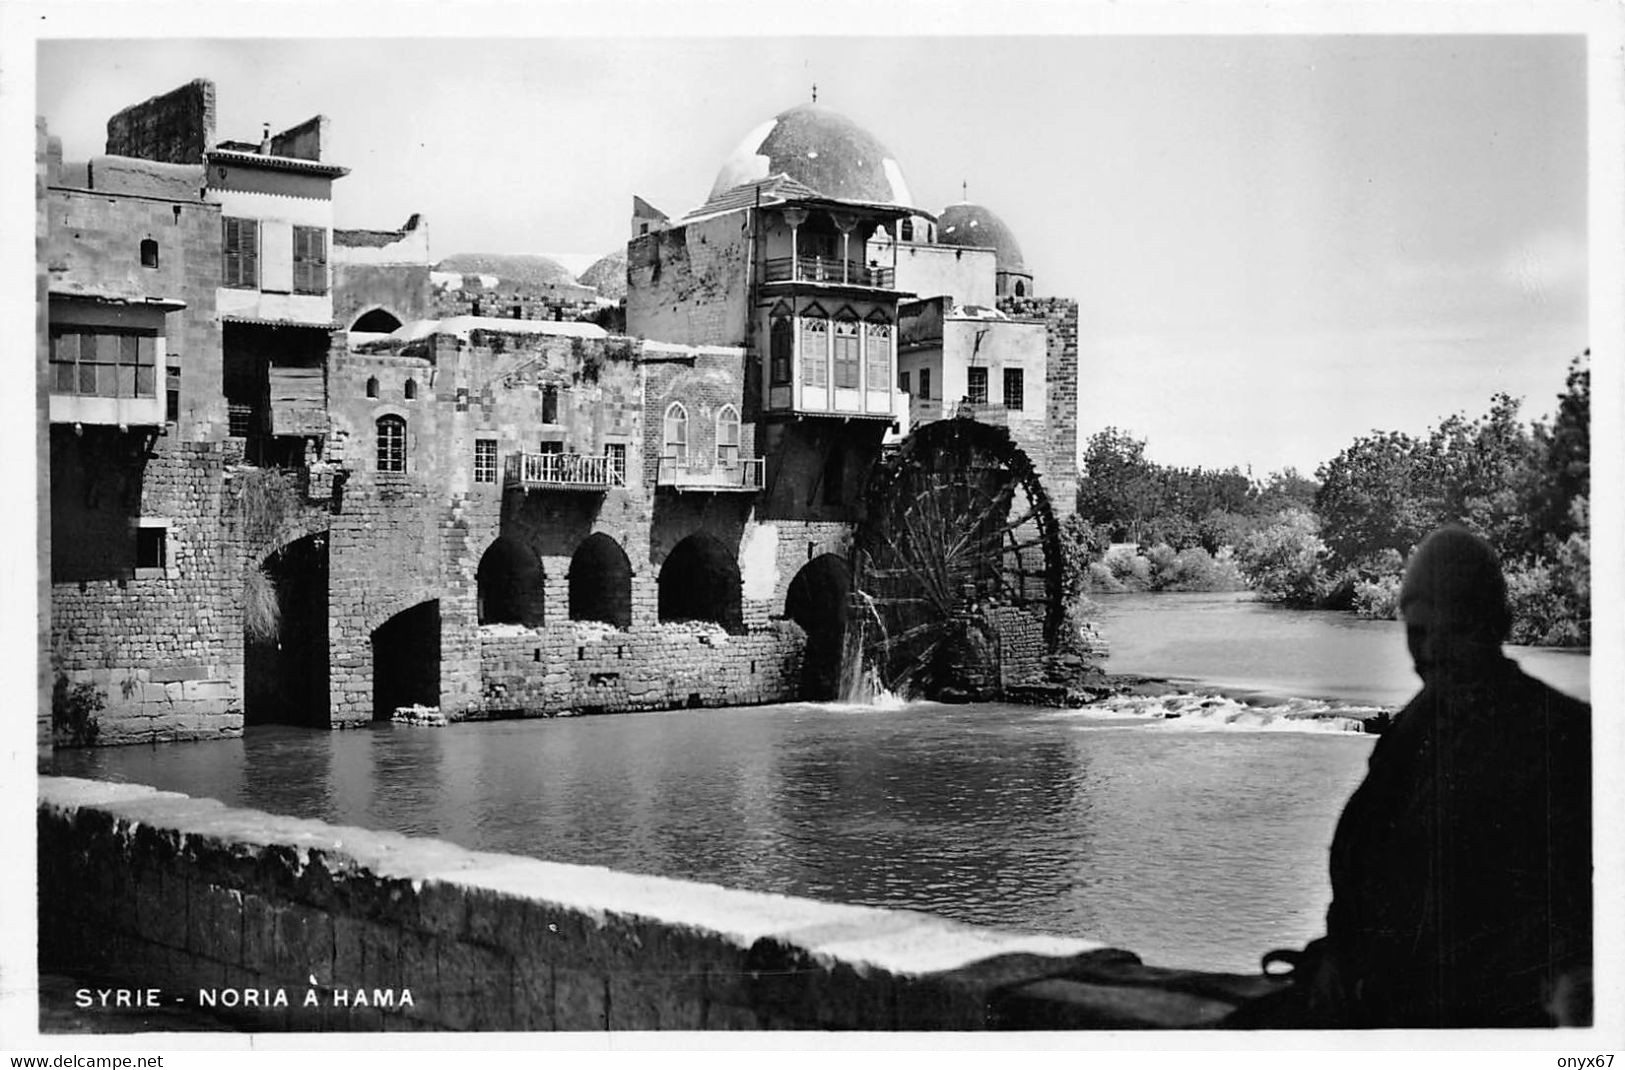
[50,700,1371,972]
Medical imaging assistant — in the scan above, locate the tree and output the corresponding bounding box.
[1314,430,1434,568]
[1527,351,1590,551]
[1076,427,1159,541]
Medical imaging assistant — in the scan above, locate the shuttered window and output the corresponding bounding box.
[832,319,860,389]
[222,217,258,289]
[293,226,327,295]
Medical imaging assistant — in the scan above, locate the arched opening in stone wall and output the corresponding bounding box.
[785,553,852,700]
[569,533,632,629]
[244,532,329,728]
[477,535,546,626]
[371,600,440,720]
[658,533,742,633]
[351,308,402,333]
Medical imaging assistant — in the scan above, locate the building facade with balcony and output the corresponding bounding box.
[39,86,1080,749]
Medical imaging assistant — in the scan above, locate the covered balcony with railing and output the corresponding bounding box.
[763,256,895,290]
[504,451,626,492]
[757,203,913,296]
[654,457,764,494]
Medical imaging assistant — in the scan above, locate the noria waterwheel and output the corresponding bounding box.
[851,418,1065,698]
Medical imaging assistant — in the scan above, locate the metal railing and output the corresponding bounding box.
[655,457,764,492]
[763,256,895,289]
[505,452,625,490]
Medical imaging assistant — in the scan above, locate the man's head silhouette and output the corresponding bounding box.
[1399,525,1510,681]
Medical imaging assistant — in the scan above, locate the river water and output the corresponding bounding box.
[49,592,1590,974]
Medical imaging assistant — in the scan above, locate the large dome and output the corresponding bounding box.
[710,103,914,207]
[938,203,1027,273]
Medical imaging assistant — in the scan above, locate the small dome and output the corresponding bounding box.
[711,103,914,207]
[938,203,1027,274]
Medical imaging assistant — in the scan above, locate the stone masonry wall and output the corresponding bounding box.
[479,621,804,716]
[51,444,243,745]
[38,777,1274,1031]
[103,79,215,165]
[625,215,751,348]
[999,296,1078,520]
[989,605,1048,688]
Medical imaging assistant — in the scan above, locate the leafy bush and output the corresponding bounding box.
[1235,508,1329,606]
[1352,573,1403,620]
[52,674,103,747]
[1505,527,1589,646]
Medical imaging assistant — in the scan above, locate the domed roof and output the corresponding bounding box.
[710,103,914,207]
[938,203,1027,273]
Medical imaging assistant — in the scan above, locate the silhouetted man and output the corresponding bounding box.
[1230,526,1592,1028]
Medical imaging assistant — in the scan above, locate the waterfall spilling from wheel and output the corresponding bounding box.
[850,418,1064,702]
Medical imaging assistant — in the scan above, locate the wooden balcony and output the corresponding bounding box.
[764,256,896,289]
[505,452,625,491]
[655,457,764,493]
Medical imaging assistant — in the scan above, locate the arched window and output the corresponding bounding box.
[366,376,379,399]
[376,415,406,472]
[140,239,159,268]
[716,404,740,468]
[662,402,688,470]
[800,306,828,388]
[900,218,915,242]
[404,378,418,401]
[1015,280,1026,297]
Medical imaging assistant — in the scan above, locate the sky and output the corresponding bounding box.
[25,24,1595,478]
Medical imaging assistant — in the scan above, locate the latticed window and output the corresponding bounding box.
[800,315,828,388]
[474,439,497,484]
[223,217,258,289]
[1004,368,1025,411]
[769,317,793,385]
[605,443,627,485]
[716,405,740,467]
[967,366,988,405]
[292,226,327,295]
[49,330,157,398]
[865,320,891,392]
[832,318,860,389]
[662,402,688,469]
[377,415,406,472]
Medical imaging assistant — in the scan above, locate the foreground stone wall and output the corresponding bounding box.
[37,777,1275,1031]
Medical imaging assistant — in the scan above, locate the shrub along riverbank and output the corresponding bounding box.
[1066,352,1590,647]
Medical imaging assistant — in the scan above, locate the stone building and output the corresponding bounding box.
[40,85,1081,748]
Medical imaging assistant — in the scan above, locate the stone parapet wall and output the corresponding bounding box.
[37,777,1275,1031]
[480,621,803,716]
